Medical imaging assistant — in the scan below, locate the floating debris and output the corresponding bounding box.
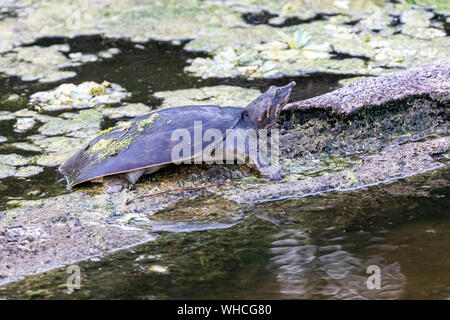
[38,109,103,136]
[154,86,261,108]
[30,81,130,112]
[0,163,15,179]
[14,166,44,178]
[14,118,36,133]
[0,111,15,121]
[0,45,76,82]
[12,142,42,152]
[0,154,29,166]
[100,103,152,119]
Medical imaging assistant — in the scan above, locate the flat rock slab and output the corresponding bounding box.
[284,59,450,114]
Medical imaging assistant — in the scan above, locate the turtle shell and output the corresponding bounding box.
[60,105,244,187]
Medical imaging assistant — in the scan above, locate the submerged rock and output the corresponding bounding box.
[30,81,130,112]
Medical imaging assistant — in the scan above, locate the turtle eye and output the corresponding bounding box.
[275,89,281,95]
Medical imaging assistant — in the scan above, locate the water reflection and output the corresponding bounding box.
[269,228,406,299]
[0,167,448,299]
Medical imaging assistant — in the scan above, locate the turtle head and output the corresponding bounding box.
[245,81,296,129]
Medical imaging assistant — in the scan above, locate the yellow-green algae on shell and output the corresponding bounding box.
[87,113,160,160]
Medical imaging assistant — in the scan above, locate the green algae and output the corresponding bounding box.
[29,136,88,167]
[12,142,42,152]
[88,134,135,159]
[14,165,44,178]
[89,81,110,96]
[38,109,103,136]
[0,44,76,82]
[406,0,450,14]
[154,86,261,109]
[0,163,15,179]
[99,127,115,136]
[31,136,86,153]
[0,0,447,81]
[135,113,159,130]
[0,154,29,166]
[99,103,152,119]
[13,118,35,133]
[35,152,74,167]
[30,81,129,112]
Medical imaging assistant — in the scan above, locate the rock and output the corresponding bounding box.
[284,59,450,113]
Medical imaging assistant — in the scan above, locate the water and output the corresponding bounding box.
[0,167,448,299]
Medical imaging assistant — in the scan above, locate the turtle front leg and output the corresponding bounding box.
[246,130,282,182]
[247,152,282,181]
[103,169,146,193]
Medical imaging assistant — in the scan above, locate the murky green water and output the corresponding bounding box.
[1,167,448,300]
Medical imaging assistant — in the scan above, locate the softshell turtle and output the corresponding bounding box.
[60,82,296,193]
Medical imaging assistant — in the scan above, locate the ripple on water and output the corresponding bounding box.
[269,228,407,299]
